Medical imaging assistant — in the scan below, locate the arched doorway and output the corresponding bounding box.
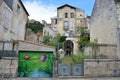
[64,40,74,56]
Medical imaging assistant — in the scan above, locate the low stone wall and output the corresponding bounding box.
[18,40,55,52]
[84,59,120,77]
[84,44,117,59]
[0,59,18,78]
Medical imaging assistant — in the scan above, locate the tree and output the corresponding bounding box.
[42,34,66,48]
[27,22,44,34]
[78,27,90,52]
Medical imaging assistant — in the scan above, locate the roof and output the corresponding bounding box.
[57,4,83,11]
[115,0,120,2]
[57,4,76,9]
[19,0,29,16]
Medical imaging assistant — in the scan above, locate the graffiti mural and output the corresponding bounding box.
[18,51,53,78]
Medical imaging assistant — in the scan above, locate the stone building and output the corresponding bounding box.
[42,20,57,39]
[89,0,120,58]
[51,4,86,55]
[52,4,86,36]
[0,0,29,41]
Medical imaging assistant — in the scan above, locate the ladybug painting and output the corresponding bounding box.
[24,55,30,60]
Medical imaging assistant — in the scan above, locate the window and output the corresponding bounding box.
[71,12,74,18]
[69,30,74,36]
[80,14,82,16]
[80,20,82,24]
[65,13,68,18]
[64,32,69,36]
[54,19,57,24]
[4,0,13,9]
[69,22,74,28]
[64,21,69,30]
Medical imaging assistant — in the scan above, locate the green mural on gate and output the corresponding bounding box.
[18,51,53,78]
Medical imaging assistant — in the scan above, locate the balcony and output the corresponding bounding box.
[63,26,69,30]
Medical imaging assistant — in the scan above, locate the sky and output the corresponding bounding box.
[22,0,95,23]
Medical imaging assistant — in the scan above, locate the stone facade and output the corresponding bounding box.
[42,20,57,38]
[0,0,29,41]
[51,4,86,54]
[90,0,118,44]
[52,4,86,36]
[90,0,120,58]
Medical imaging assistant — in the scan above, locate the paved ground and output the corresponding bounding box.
[0,77,120,80]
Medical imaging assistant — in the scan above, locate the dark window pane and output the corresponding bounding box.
[65,13,68,18]
[71,12,74,18]
[4,0,13,9]
[54,19,57,24]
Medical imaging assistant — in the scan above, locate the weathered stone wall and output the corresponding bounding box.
[0,0,28,41]
[84,44,118,59]
[25,28,38,43]
[0,59,18,78]
[90,0,118,44]
[43,20,57,38]
[84,59,120,77]
[116,2,120,59]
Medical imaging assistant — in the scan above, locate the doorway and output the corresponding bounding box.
[64,40,74,56]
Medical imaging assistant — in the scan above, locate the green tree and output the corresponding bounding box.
[27,22,44,34]
[42,34,66,48]
[78,27,90,52]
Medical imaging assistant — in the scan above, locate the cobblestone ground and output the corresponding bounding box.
[0,77,120,80]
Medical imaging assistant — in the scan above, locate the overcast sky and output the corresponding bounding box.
[22,0,95,23]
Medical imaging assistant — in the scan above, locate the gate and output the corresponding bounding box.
[58,64,84,76]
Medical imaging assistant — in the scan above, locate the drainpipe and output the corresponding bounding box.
[115,0,120,59]
[117,28,120,59]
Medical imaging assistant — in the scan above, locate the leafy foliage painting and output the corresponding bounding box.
[18,51,53,78]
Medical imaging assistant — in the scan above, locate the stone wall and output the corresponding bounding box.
[90,0,118,44]
[0,59,17,78]
[25,28,38,43]
[18,40,55,52]
[84,44,118,59]
[84,59,120,77]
